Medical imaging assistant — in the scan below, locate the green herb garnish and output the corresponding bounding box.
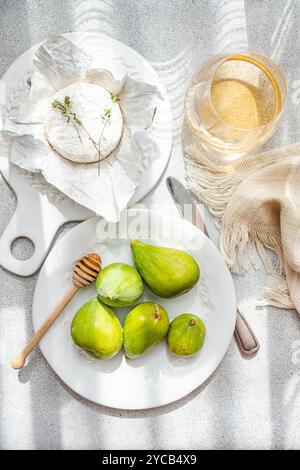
[110,93,120,104]
[52,96,82,125]
[102,107,112,122]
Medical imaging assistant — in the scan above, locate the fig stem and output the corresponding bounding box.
[189,318,196,327]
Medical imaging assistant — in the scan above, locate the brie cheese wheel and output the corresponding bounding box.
[45,82,123,163]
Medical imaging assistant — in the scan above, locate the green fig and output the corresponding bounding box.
[124,302,169,358]
[167,314,206,357]
[130,240,200,298]
[96,263,143,307]
[71,297,123,359]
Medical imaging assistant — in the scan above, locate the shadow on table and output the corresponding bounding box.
[266,306,300,449]
[4,0,300,451]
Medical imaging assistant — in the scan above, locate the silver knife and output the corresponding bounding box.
[166,176,259,357]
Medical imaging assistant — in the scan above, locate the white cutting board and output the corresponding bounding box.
[0,33,173,276]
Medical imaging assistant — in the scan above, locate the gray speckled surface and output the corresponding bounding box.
[1,0,300,450]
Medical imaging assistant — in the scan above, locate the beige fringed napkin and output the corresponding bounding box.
[185,142,300,314]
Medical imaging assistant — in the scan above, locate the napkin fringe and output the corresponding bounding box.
[259,275,295,309]
[185,145,293,309]
[185,145,238,219]
[219,221,283,274]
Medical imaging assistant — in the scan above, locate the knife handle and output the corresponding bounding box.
[234,308,259,356]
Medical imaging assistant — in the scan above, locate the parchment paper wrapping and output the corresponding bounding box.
[1,34,162,221]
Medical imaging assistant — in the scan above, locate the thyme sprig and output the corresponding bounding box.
[52,96,82,125]
[97,92,120,175]
[52,96,83,142]
[102,107,112,123]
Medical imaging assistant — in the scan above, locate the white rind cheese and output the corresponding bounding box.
[45,82,123,163]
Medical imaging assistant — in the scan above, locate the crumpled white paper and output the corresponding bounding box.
[1,33,162,222]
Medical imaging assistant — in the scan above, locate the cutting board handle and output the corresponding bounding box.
[0,202,65,277]
[0,162,92,276]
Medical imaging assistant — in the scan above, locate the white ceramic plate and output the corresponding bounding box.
[33,210,236,409]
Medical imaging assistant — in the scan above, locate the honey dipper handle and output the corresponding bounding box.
[12,285,78,369]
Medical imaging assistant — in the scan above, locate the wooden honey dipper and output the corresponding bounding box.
[12,253,101,369]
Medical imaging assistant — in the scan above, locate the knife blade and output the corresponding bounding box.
[166,176,259,357]
[166,176,208,236]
